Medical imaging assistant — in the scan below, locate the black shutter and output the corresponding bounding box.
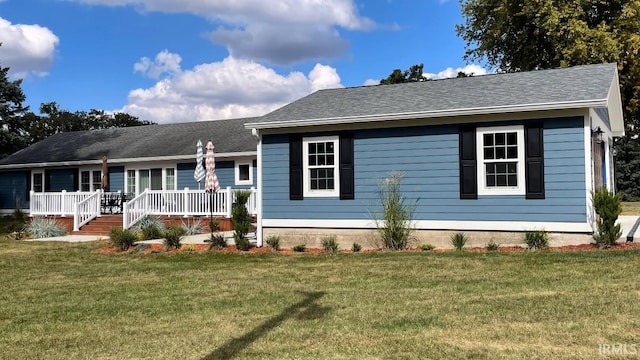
[339,134,355,200]
[459,126,477,199]
[289,136,303,200]
[44,170,51,192]
[525,123,545,199]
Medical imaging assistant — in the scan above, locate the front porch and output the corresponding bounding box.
[29,187,257,232]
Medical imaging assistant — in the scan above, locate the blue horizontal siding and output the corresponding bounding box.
[262,116,587,223]
[47,169,75,191]
[0,171,28,209]
[109,166,125,192]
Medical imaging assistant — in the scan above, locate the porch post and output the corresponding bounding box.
[73,202,80,232]
[29,190,34,216]
[97,189,102,217]
[226,186,233,218]
[61,190,67,217]
[183,187,189,218]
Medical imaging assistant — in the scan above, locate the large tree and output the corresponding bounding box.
[0,52,29,158]
[456,0,640,199]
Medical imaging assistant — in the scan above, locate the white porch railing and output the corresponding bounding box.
[73,190,102,231]
[123,187,256,229]
[30,190,97,216]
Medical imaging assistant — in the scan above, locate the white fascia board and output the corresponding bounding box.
[262,219,593,233]
[245,99,608,130]
[0,151,257,170]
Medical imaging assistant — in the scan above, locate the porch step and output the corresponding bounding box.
[72,215,123,236]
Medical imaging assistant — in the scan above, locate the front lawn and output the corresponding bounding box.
[622,201,640,215]
[1,240,639,359]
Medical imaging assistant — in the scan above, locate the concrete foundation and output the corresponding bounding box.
[263,227,595,250]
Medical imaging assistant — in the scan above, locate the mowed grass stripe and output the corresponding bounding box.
[1,240,639,359]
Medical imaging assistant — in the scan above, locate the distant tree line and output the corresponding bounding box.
[0,46,154,159]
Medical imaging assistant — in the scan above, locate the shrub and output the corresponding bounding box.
[292,244,306,252]
[592,188,623,248]
[164,225,185,249]
[321,235,339,253]
[523,230,549,250]
[181,219,203,235]
[420,243,435,251]
[370,171,416,250]
[265,235,280,251]
[351,242,362,252]
[486,239,500,251]
[207,233,227,250]
[26,217,66,239]
[450,232,468,251]
[235,235,251,251]
[232,190,252,242]
[109,227,137,251]
[134,215,166,240]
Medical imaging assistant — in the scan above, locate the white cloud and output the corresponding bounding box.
[120,54,343,124]
[0,17,59,78]
[69,0,374,65]
[425,64,488,80]
[363,78,380,86]
[133,49,182,79]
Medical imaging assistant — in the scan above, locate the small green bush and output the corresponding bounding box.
[486,239,500,251]
[164,225,185,249]
[351,242,362,252]
[181,219,203,235]
[592,188,622,248]
[109,228,137,251]
[265,235,280,251]
[234,235,251,251]
[207,233,227,250]
[292,244,306,252]
[523,230,549,250]
[420,243,435,251]
[450,232,468,251]
[26,217,66,239]
[232,190,252,241]
[321,235,339,253]
[134,216,166,240]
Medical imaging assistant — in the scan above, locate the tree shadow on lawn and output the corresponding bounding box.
[202,291,330,360]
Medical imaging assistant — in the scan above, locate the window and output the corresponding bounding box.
[476,126,525,195]
[92,171,102,191]
[127,170,136,194]
[32,172,43,193]
[165,168,175,190]
[81,171,91,192]
[303,136,339,197]
[234,161,253,185]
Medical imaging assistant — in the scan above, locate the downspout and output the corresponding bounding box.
[252,128,263,247]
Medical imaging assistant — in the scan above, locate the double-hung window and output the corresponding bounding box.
[476,125,525,195]
[303,136,339,197]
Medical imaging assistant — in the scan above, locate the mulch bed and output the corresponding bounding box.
[93,241,640,255]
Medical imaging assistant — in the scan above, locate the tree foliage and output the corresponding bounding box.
[380,64,428,84]
[456,0,640,198]
[0,51,29,157]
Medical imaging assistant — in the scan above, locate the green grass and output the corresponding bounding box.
[622,201,640,215]
[2,240,640,359]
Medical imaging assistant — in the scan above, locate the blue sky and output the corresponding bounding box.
[0,0,488,124]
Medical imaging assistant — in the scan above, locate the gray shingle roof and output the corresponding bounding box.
[249,63,618,126]
[0,117,257,166]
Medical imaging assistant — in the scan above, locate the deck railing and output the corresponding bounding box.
[30,187,257,230]
[73,190,102,231]
[122,187,256,229]
[30,190,96,216]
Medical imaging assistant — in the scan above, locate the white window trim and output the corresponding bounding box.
[124,164,177,195]
[234,160,253,186]
[303,135,340,198]
[476,125,526,196]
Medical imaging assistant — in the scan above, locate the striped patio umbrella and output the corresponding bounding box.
[204,141,220,193]
[193,140,205,188]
